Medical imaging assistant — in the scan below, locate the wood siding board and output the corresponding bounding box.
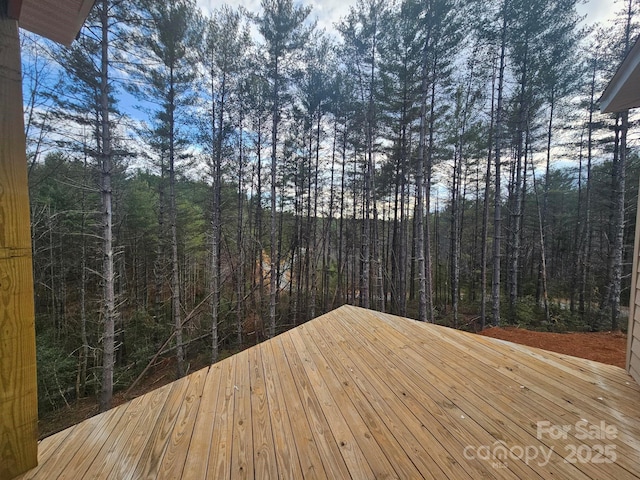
[627,173,640,372]
[633,321,640,343]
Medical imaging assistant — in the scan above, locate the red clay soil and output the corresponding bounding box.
[478,327,627,368]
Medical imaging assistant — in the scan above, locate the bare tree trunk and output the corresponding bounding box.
[450,147,460,327]
[169,64,184,377]
[336,124,347,307]
[610,110,628,330]
[579,59,596,320]
[211,69,225,363]
[425,70,437,322]
[530,148,551,322]
[416,49,429,322]
[154,157,166,330]
[77,153,89,399]
[255,118,264,321]
[236,108,245,347]
[538,88,554,308]
[99,0,116,412]
[324,117,338,312]
[492,3,508,327]
[360,15,379,311]
[480,57,496,329]
[310,114,321,318]
[269,59,279,339]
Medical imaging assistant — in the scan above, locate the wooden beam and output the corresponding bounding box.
[0,11,38,480]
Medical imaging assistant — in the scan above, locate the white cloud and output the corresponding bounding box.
[578,0,617,26]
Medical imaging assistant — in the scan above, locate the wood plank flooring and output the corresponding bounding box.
[16,305,640,479]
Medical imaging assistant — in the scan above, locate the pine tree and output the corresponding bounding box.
[201,5,251,361]
[254,0,312,337]
[128,0,204,377]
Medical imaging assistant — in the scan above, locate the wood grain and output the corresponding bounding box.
[248,347,277,479]
[0,14,38,480]
[13,305,640,479]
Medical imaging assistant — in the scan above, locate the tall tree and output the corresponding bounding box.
[97,0,116,411]
[254,0,312,337]
[201,5,250,361]
[47,0,123,411]
[338,0,388,311]
[415,0,465,321]
[377,0,422,316]
[129,0,203,377]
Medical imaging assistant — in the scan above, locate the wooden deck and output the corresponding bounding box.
[17,305,640,479]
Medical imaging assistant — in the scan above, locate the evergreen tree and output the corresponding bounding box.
[253,0,312,338]
[128,0,204,377]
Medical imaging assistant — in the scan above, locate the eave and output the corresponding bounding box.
[601,34,640,113]
[11,0,95,47]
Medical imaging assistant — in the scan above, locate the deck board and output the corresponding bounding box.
[17,305,640,479]
[124,374,192,480]
[181,364,221,480]
[259,340,304,478]
[335,308,542,480]
[324,311,511,480]
[267,337,335,478]
[281,332,376,478]
[293,324,416,478]
[108,381,177,479]
[231,351,254,479]
[248,346,277,479]
[207,354,236,479]
[304,320,467,480]
[359,310,624,480]
[157,367,207,479]
[375,310,640,456]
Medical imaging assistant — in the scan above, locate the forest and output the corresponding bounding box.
[22,0,640,412]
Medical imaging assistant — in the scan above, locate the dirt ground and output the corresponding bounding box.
[478,327,627,368]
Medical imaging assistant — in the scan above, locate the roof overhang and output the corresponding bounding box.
[601,35,640,113]
[9,0,95,47]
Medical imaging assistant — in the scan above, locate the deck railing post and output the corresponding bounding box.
[0,3,39,479]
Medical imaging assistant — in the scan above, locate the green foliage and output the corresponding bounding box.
[36,331,79,411]
[23,0,637,414]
